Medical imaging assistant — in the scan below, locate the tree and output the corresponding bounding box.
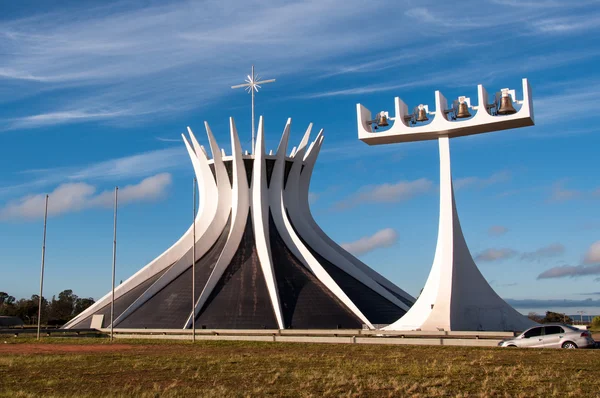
[592,316,600,329]
[0,292,16,306]
[0,292,17,316]
[48,290,79,325]
[74,297,95,316]
[1,290,95,326]
[527,312,543,323]
[11,295,49,325]
[541,311,572,324]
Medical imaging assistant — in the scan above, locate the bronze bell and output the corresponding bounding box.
[497,95,517,115]
[378,114,389,127]
[416,107,429,122]
[455,102,471,119]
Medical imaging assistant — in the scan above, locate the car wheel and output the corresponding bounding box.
[562,341,578,349]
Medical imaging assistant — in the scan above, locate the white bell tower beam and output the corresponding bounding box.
[356,78,537,331]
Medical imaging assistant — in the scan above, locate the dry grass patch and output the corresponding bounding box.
[0,338,598,397]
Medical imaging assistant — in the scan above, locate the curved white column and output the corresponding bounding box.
[66,117,414,331]
[385,136,536,331]
[298,137,414,304]
[64,130,214,329]
[269,119,374,329]
[251,117,285,329]
[185,117,250,328]
[284,127,411,311]
[111,127,232,327]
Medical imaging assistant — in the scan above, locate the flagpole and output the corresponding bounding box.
[36,194,49,341]
[110,187,118,342]
[192,177,196,342]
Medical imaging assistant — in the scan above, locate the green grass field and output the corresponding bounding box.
[1,337,599,397]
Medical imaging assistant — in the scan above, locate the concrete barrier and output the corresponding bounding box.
[110,332,503,347]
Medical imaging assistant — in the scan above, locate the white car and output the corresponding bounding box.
[498,324,596,349]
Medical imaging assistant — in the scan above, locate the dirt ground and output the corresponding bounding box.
[0,343,138,354]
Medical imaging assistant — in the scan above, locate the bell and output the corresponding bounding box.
[497,95,517,115]
[455,102,471,119]
[377,114,389,127]
[416,108,429,122]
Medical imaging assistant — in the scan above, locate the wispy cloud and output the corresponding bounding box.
[535,81,600,124]
[475,248,518,262]
[537,241,600,279]
[404,7,488,29]
[0,0,596,128]
[476,243,565,263]
[0,146,186,199]
[488,225,508,237]
[532,15,600,34]
[341,228,398,256]
[155,137,182,143]
[4,110,134,130]
[549,180,582,202]
[69,147,185,180]
[490,0,575,8]
[0,0,429,127]
[0,173,172,220]
[335,178,433,210]
[537,264,600,279]
[300,67,485,99]
[521,243,565,262]
[547,179,600,202]
[454,171,511,190]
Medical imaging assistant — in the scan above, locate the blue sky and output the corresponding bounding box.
[1,0,599,316]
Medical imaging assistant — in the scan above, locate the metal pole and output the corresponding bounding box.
[36,194,49,341]
[251,64,255,154]
[192,177,196,341]
[110,187,118,342]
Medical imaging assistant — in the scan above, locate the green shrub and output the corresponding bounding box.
[592,316,600,329]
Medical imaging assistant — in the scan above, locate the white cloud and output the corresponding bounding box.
[520,243,565,262]
[584,241,600,265]
[0,173,172,220]
[335,178,433,209]
[6,110,133,130]
[0,0,416,127]
[535,81,600,124]
[548,180,582,202]
[537,264,600,279]
[0,147,185,199]
[454,171,510,190]
[532,16,600,34]
[2,0,595,128]
[68,148,185,181]
[308,192,319,205]
[475,248,518,262]
[341,228,398,256]
[536,241,600,279]
[488,225,508,237]
[404,7,488,29]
